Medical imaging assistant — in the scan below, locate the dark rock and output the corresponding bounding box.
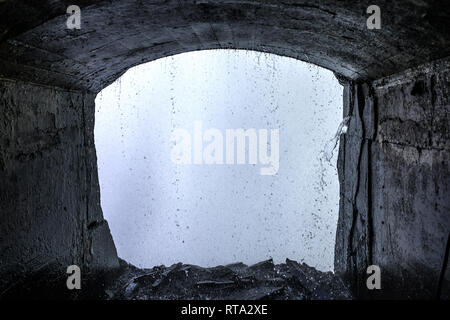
[105,259,353,300]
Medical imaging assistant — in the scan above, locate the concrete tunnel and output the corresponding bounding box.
[0,0,449,299]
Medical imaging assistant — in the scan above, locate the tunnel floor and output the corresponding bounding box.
[104,258,353,300]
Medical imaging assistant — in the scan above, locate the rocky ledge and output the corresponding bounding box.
[105,259,353,300]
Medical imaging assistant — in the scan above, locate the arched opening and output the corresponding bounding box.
[1,0,449,300]
[94,49,343,272]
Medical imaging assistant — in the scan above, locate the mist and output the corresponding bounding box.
[95,49,343,272]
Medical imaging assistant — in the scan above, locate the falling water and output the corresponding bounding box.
[95,49,343,271]
[317,116,351,190]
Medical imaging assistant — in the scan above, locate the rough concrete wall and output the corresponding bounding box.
[335,58,450,299]
[0,79,118,297]
[1,0,450,92]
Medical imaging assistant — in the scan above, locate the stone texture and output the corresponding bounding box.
[0,79,119,297]
[0,0,450,92]
[0,0,449,299]
[106,259,352,300]
[335,57,450,299]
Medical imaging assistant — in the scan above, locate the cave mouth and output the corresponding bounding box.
[94,49,343,274]
[0,0,448,301]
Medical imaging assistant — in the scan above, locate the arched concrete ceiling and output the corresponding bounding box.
[0,0,449,92]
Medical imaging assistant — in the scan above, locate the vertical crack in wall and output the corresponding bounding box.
[346,81,360,293]
[343,81,377,296]
[354,83,367,295]
[366,84,377,268]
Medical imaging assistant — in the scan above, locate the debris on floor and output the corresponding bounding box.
[106,258,353,300]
